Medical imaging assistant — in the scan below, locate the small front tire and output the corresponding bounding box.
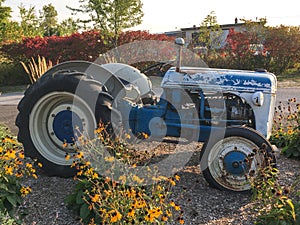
[200,127,275,192]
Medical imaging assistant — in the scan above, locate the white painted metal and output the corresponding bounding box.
[207,136,263,192]
[29,92,96,166]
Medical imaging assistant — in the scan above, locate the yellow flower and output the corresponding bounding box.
[91,194,100,203]
[287,129,294,135]
[38,163,43,168]
[170,201,181,210]
[126,189,136,198]
[77,170,83,176]
[133,175,144,184]
[4,166,13,175]
[175,174,180,181]
[161,215,168,221]
[127,209,135,217]
[65,154,71,160]
[145,208,163,222]
[142,133,149,139]
[179,218,185,224]
[166,210,172,217]
[76,151,84,159]
[109,210,122,223]
[104,190,111,196]
[119,175,126,184]
[26,163,33,169]
[5,150,16,159]
[104,157,115,162]
[174,205,181,211]
[62,142,68,148]
[20,186,32,197]
[18,152,25,159]
[92,173,99,179]
[169,178,176,186]
[170,201,176,207]
[32,174,38,179]
[132,200,147,209]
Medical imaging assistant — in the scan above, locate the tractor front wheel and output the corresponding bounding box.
[200,127,275,192]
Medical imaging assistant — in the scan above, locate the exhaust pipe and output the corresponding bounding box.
[175,37,185,72]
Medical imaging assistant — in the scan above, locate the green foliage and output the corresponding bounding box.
[270,98,300,159]
[39,4,58,36]
[198,11,223,50]
[68,0,144,46]
[0,125,39,223]
[57,18,80,36]
[66,124,184,224]
[0,60,29,86]
[0,210,17,225]
[18,4,43,38]
[0,0,11,24]
[247,152,299,225]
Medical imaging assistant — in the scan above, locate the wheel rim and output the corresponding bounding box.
[207,136,263,191]
[29,92,97,166]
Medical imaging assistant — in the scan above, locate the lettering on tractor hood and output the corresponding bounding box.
[162,67,277,94]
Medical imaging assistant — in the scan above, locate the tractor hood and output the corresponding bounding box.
[161,67,277,94]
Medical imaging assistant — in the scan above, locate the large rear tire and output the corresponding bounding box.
[16,72,117,177]
[200,127,275,192]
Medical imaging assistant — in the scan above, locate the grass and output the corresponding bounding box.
[0,85,28,94]
[277,71,300,82]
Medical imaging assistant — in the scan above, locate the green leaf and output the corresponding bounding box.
[80,203,90,220]
[76,190,85,205]
[6,195,17,207]
[0,183,8,191]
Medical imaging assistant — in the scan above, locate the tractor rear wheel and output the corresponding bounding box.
[200,127,275,192]
[16,72,118,177]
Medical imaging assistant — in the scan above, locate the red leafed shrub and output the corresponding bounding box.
[1,30,174,64]
[214,26,300,74]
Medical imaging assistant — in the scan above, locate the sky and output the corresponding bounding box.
[5,0,300,33]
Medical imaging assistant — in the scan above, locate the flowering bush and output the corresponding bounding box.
[248,154,300,225]
[66,125,184,224]
[270,98,300,159]
[0,125,39,222]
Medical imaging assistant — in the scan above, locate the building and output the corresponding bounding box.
[165,19,258,47]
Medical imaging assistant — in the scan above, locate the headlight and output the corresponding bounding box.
[252,92,264,106]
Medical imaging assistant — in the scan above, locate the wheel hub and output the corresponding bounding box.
[223,151,248,175]
[52,110,83,143]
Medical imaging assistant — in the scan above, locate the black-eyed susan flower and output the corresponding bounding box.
[127,209,135,217]
[91,194,100,203]
[20,186,32,197]
[109,210,122,223]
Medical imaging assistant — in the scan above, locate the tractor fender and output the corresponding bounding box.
[40,60,126,100]
[101,63,153,99]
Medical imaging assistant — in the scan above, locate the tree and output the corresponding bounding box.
[40,4,58,36]
[196,11,223,51]
[57,18,79,36]
[0,0,12,42]
[68,0,144,47]
[19,4,43,37]
[0,0,10,24]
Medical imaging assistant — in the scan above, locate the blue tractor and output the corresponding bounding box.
[16,38,277,192]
